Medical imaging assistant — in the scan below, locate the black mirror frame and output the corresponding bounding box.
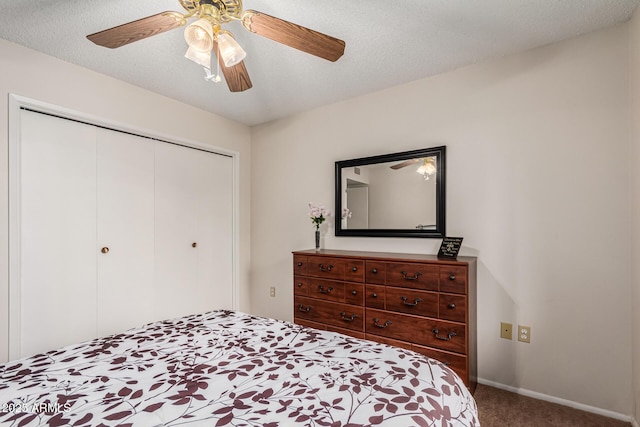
[335,146,446,238]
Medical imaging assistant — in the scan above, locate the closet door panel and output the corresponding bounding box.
[154,143,200,320]
[196,151,233,311]
[96,130,155,336]
[154,143,233,320]
[19,110,98,357]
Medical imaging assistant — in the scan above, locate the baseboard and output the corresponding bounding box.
[477,378,634,424]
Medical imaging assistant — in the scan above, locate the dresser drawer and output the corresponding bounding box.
[305,256,347,280]
[439,294,467,322]
[365,285,386,309]
[411,344,468,383]
[386,262,439,290]
[293,255,308,275]
[344,283,364,305]
[385,287,438,318]
[439,266,467,294]
[295,296,363,331]
[293,276,309,296]
[306,278,345,302]
[365,309,466,354]
[365,261,386,284]
[344,260,365,283]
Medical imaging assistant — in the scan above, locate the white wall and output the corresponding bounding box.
[0,39,252,364]
[629,9,640,425]
[251,24,632,416]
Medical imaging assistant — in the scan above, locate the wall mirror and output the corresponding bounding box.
[335,146,446,238]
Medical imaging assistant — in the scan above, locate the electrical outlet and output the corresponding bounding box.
[518,325,531,343]
[500,322,513,340]
[269,286,276,298]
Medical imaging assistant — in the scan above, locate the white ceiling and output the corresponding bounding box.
[0,0,637,126]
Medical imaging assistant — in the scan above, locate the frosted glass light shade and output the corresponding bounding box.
[216,32,246,67]
[185,46,211,68]
[184,18,214,52]
[417,158,436,177]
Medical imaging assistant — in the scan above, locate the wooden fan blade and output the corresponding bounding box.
[390,158,421,170]
[213,41,253,92]
[242,10,345,62]
[87,12,184,49]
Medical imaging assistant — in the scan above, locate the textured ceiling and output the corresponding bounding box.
[0,0,637,126]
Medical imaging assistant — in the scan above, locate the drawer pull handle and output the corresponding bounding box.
[351,290,357,295]
[448,303,456,309]
[371,268,378,274]
[373,318,392,329]
[401,296,422,307]
[372,293,378,298]
[352,267,358,272]
[297,262,303,267]
[340,312,358,322]
[319,264,334,272]
[432,328,457,341]
[296,283,303,288]
[449,274,456,281]
[298,305,311,313]
[318,285,333,294]
[401,271,422,281]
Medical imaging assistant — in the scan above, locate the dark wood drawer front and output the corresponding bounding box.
[385,287,438,317]
[365,309,466,353]
[386,263,439,290]
[365,285,386,309]
[307,278,344,302]
[344,283,364,305]
[439,266,467,294]
[293,276,309,296]
[439,294,467,322]
[295,297,363,331]
[411,344,468,382]
[293,255,308,275]
[306,256,346,280]
[365,261,386,284]
[345,260,365,283]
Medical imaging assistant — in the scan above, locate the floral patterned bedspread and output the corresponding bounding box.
[0,310,479,426]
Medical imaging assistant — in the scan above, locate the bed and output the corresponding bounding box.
[0,310,479,426]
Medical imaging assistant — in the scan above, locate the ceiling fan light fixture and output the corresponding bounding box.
[216,32,246,67]
[184,18,214,52]
[417,158,437,179]
[184,46,211,68]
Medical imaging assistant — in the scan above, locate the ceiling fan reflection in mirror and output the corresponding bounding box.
[390,157,437,180]
[87,0,346,92]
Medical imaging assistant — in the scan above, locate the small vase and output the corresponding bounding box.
[315,229,321,251]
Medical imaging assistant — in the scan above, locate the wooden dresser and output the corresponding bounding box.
[292,249,477,392]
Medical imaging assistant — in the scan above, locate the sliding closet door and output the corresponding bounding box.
[96,130,155,336]
[19,110,98,357]
[154,143,233,321]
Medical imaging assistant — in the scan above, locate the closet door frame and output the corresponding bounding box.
[8,94,240,361]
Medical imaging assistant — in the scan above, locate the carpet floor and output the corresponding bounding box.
[474,384,631,427]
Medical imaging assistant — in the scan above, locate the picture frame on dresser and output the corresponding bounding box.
[292,248,477,393]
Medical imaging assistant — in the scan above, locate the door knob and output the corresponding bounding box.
[101,247,109,254]
[192,242,197,248]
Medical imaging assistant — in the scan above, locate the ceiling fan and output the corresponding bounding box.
[390,157,437,180]
[87,0,346,93]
